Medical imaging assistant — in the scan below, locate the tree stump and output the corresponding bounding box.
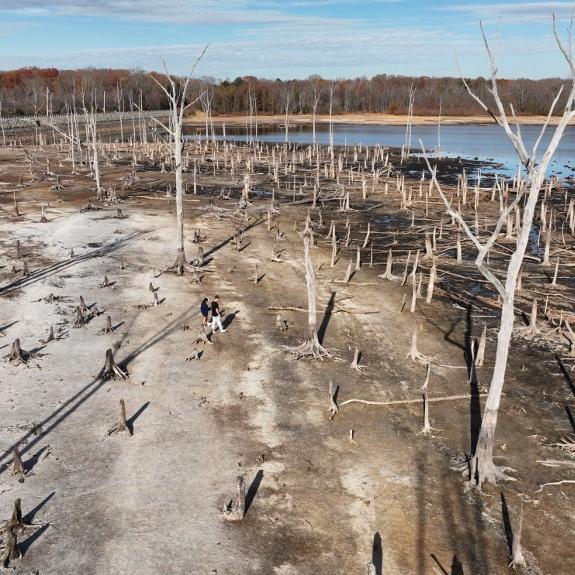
[108,399,131,436]
[101,348,128,380]
[11,446,25,482]
[222,476,246,521]
[6,339,29,365]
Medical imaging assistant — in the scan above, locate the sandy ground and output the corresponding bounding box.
[185,112,573,127]
[0,142,573,574]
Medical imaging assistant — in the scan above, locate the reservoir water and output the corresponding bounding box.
[188,122,575,180]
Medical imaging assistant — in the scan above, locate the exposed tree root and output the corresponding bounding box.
[288,337,330,360]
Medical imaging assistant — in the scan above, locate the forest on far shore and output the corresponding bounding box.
[0,66,568,117]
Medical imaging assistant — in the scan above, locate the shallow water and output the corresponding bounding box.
[188,122,575,179]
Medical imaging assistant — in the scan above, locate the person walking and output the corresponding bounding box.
[211,295,227,333]
[200,297,210,327]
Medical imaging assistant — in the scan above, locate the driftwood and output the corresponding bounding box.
[508,505,526,569]
[338,393,488,409]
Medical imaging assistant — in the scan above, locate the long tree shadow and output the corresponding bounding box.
[464,305,482,454]
[0,305,196,471]
[245,469,264,515]
[0,230,149,296]
[203,217,263,260]
[317,291,336,345]
[20,523,50,556]
[23,492,55,524]
[0,320,18,335]
[23,445,51,474]
[565,405,575,433]
[500,492,513,557]
[371,531,383,575]
[438,463,490,574]
[126,401,150,435]
[556,354,575,397]
[431,554,465,575]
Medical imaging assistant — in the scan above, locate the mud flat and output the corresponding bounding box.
[0,138,573,574]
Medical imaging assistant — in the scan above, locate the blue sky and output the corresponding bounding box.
[0,1,573,79]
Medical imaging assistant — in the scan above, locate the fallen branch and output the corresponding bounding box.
[339,393,488,408]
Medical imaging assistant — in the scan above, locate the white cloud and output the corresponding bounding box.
[0,0,339,24]
[441,2,575,23]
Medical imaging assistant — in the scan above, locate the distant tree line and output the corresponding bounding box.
[0,67,567,117]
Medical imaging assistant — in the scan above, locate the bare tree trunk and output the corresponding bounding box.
[290,230,328,359]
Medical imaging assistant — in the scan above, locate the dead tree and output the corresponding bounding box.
[222,476,245,521]
[149,48,207,274]
[108,399,131,436]
[475,325,487,367]
[11,445,25,482]
[289,228,329,359]
[328,380,338,420]
[101,348,128,380]
[350,347,365,372]
[419,363,433,435]
[421,17,575,488]
[525,299,539,335]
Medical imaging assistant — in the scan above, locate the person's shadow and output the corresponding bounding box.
[223,310,240,330]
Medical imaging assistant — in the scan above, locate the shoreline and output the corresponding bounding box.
[185,112,570,127]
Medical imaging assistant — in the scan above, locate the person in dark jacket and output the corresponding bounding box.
[200,297,210,327]
[210,295,227,333]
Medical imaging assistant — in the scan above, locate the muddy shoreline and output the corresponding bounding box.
[0,135,573,574]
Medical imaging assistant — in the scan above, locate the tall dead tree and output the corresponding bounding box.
[290,228,328,359]
[149,48,207,274]
[308,75,323,145]
[423,17,575,488]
